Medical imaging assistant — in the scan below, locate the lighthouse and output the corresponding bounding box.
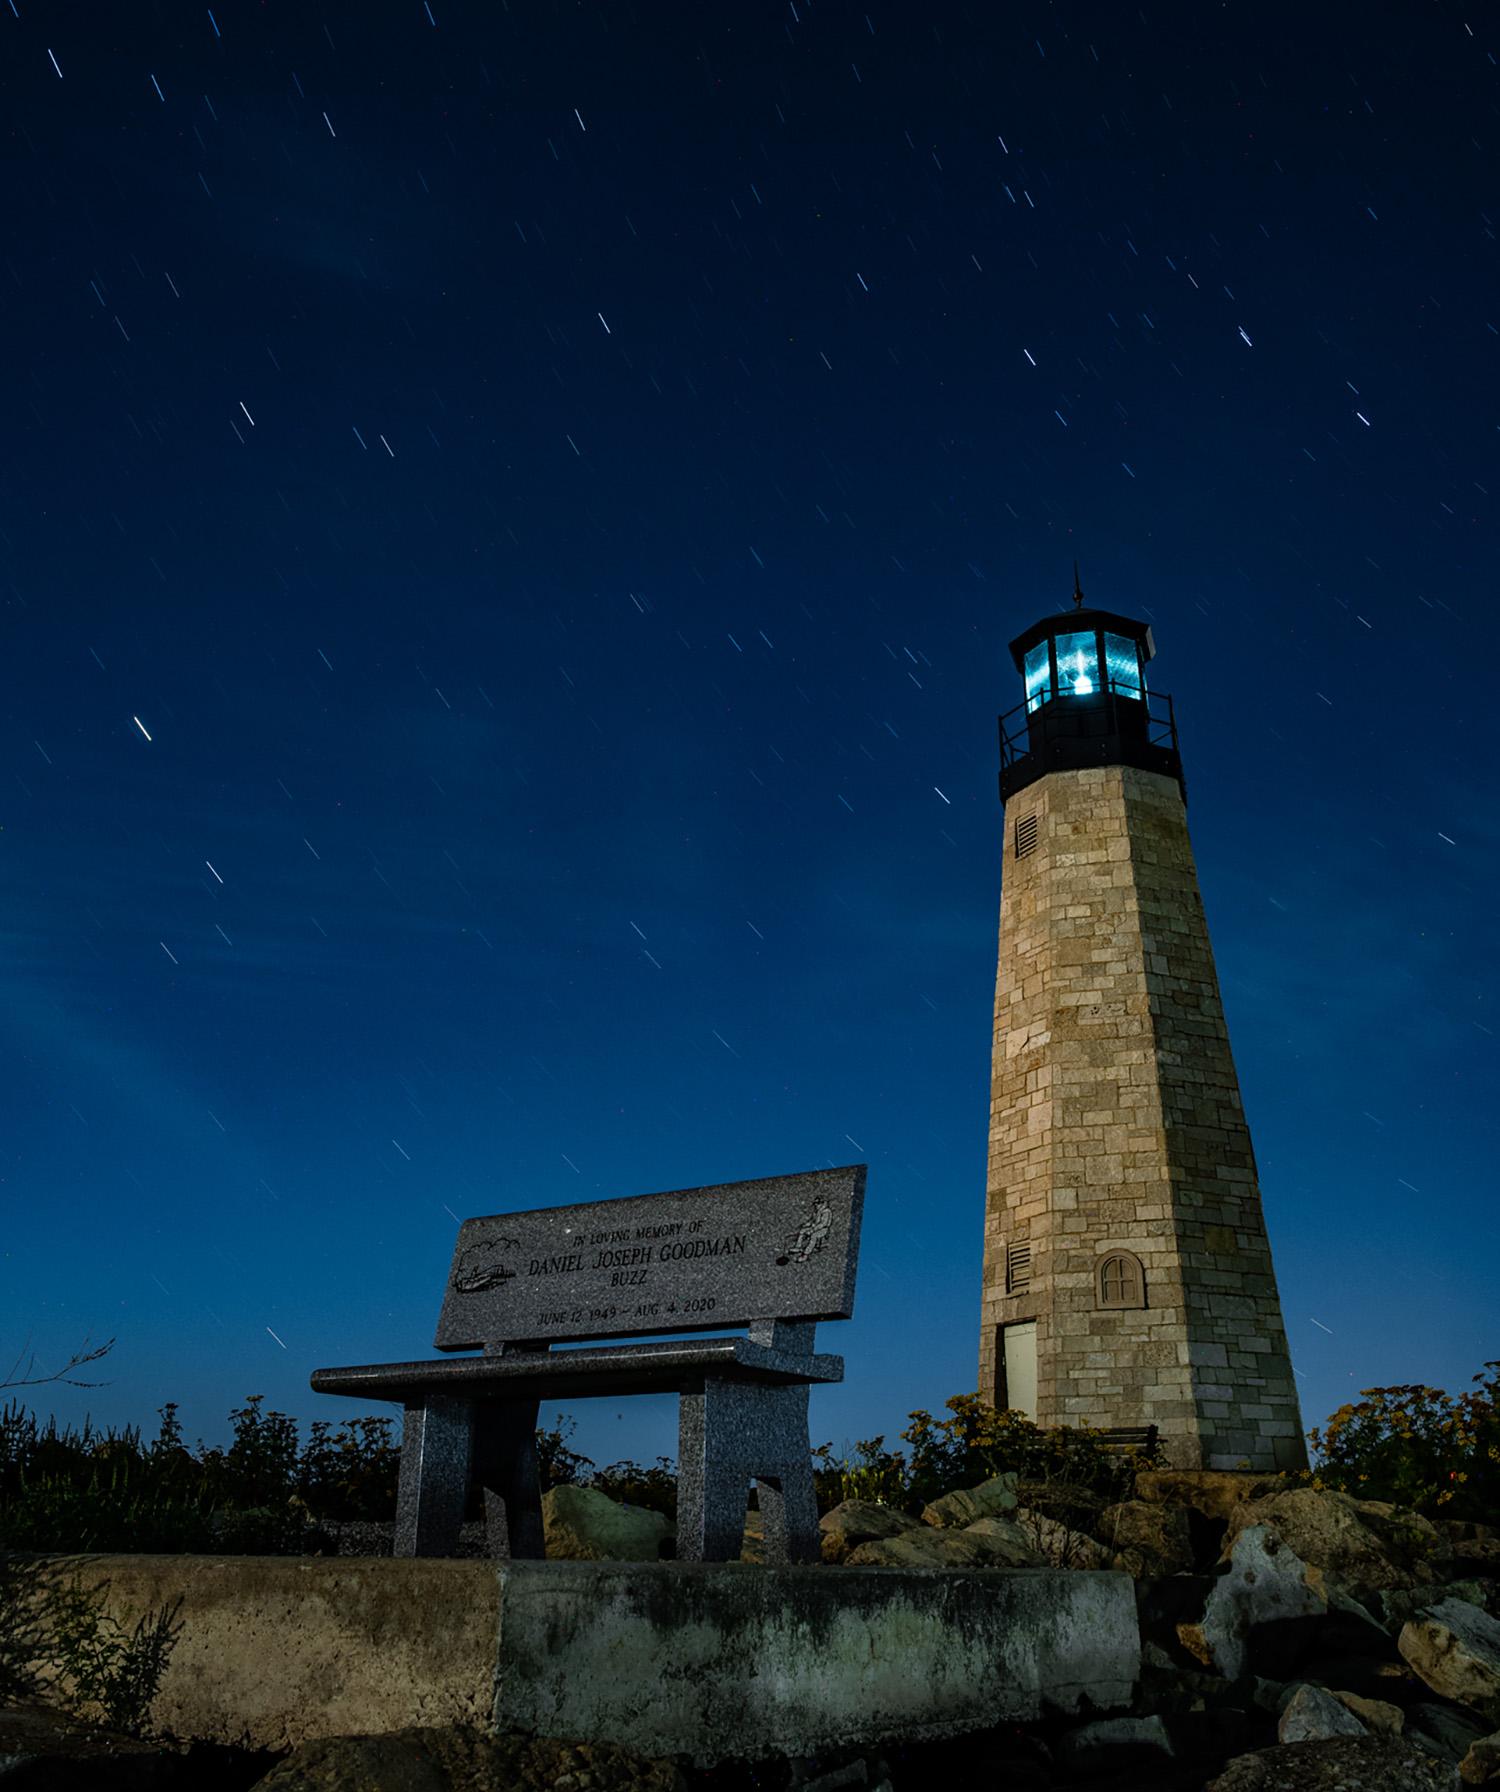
[977,576,1306,1471]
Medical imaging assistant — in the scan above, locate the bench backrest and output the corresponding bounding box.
[434,1164,865,1351]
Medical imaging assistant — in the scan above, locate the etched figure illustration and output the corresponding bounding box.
[776,1198,832,1266]
[451,1237,521,1294]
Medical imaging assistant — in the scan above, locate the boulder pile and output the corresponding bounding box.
[811,1468,1500,1786]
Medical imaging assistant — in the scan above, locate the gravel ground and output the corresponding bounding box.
[305,1518,494,1558]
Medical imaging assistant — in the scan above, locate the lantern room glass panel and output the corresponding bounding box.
[1054,630,1099,697]
[1103,632,1144,699]
[1023,641,1052,712]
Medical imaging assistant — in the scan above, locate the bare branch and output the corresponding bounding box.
[0,1336,116,1392]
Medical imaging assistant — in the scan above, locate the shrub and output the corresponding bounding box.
[0,1549,61,1703]
[0,1394,410,1554]
[535,1415,594,1493]
[532,1416,676,1518]
[1308,1361,1500,1523]
[294,1414,401,1522]
[812,1435,909,1511]
[196,1396,300,1511]
[0,1472,221,1555]
[591,1457,678,1520]
[0,1551,181,1739]
[814,1394,1155,1516]
[37,1575,183,1738]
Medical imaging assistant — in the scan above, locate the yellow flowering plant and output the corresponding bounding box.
[1308,1361,1499,1522]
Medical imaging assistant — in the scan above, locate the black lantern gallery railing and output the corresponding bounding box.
[998,679,1184,803]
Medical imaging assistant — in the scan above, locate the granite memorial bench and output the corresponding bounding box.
[310,1163,865,1566]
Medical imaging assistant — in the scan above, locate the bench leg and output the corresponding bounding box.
[471,1399,545,1561]
[756,1388,821,1567]
[677,1379,820,1565]
[677,1380,750,1562]
[677,1458,750,1564]
[394,1395,473,1557]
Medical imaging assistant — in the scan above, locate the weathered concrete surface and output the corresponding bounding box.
[25,1555,501,1752]
[24,1556,1140,1766]
[493,1560,1139,1765]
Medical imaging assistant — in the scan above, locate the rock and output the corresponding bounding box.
[1252,1678,1289,1714]
[1136,1574,1220,1660]
[1192,1524,1328,1682]
[1013,1480,1111,1536]
[253,1732,449,1791]
[1384,1582,1496,1633]
[1461,1731,1500,1784]
[0,1702,212,1790]
[1440,1521,1500,1545]
[1457,1538,1500,1577]
[1167,1706,1254,1767]
[256,1729,687,1791]
[1399,1598,1500,1719]
[742,1508,764,1563]
[1207,1734,1459,1791]
[961,1515,1049,1567]
[843,1528,969,1568]
[1408,1701,1491,1765]
[1136,1470,1283,1522]
[1097,1500,1195,1577]
[1317,1585,1402,1658]
[1227,1489,1453,1601]
[1055,1715,1173,1773]
[1012,1508,1111,1570]
[541,1485,674,1563]
[920,1474,1019,1529]
[1306,1654,1423,1705]
[1277,1682,1368,1743]
[1134,1642,1234,1716]
[844,1519,1042,1569]
[1325,1689,1405,1735]
[819,1498,924,1564]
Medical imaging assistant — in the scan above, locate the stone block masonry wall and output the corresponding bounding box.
[978,764,1306,1471]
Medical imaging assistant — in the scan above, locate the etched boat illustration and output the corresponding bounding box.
[452,1238,522,1294]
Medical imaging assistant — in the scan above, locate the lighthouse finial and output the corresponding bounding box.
[1072,561,1084,608]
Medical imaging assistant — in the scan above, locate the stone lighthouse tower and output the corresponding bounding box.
[977,577,1306,1471]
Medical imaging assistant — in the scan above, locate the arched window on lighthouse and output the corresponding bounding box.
[1097,1250,1146,1310]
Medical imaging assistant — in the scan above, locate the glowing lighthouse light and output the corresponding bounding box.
[1012,571,1152,720]
[1054,631,1099,696]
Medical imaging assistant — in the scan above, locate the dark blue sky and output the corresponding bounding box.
[3,1,1495,1469]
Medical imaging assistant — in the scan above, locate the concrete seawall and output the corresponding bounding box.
[25,1555,1140,1764]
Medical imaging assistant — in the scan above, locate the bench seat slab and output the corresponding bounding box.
[311,1338,843,1405]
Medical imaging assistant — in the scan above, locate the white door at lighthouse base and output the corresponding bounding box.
[1002,1321,1038,1420]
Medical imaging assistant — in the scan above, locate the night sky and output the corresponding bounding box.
[4,1,1496,1471]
